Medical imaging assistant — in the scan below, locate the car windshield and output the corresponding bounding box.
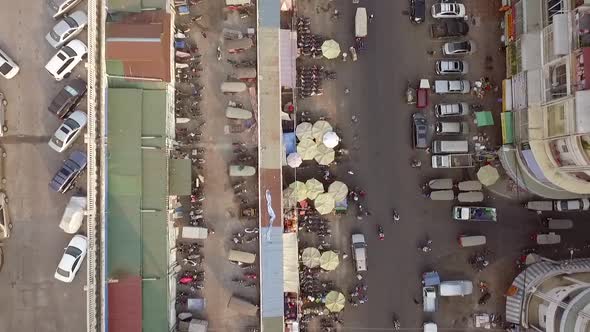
[62,46,76,57]
[0,62,12,75]
[64,16,78,28]
[65,246,82,258]
[64,85,79,96]
[455,42,470,52]
[57,267,70,278]
[51,136,64,148]
[50,29,61,42]
[63,118,80,130]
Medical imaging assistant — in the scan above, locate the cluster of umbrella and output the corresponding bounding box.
[321,39,340,59]
[301,247,340,270]
[284,179,348,214]
[287,120,340,168]
[477,165,500,186]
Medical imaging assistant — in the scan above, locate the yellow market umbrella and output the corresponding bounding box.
[324,291,345,312]
[295,122,313,140]
[477,165,500,186]
[321,40,341,59]
[289,181,309,202]
[314,192,335,215]
[320,251,340,271]
[305,178,325,200]
[301,247,321,268]
[297,138,319,160]
[283,188,297,207]
[314,144,335,166]
[312,120,333,141]
[328,181,348,202]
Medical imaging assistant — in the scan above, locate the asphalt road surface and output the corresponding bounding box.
[0,2,88,332]
[293,0,590,330]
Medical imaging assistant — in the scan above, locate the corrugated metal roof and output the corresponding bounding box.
[108,276,142,332]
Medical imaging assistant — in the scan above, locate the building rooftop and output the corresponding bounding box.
[107,0,167,12]
[106,11,171,82]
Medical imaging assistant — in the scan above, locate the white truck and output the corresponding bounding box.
[431,154,474,168]
[351,233,367,272]
[453,206,497,222]
[434,80,470,94]
[422,286,437,312]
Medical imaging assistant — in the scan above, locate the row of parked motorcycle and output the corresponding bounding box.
[297,17,324,58]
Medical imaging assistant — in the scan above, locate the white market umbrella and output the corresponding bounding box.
[324,291,345,312]
[305,178,325,200]
[328,181,348,202]
[289,181,309,202]
[283,188,297,207]
[320,251,340,271]
[287,152,303,168]
[295,122,313,140]
[297,138,319,160]
[314,192,335,215]
[312,120,333,141]
[322,131,340,148]
[301,247,321,268]
[477,165,500,186]
[314,144,335,166]
[321,40,341,59]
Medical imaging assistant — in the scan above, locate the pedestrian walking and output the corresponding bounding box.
[413,297,420,305]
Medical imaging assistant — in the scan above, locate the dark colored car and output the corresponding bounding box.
[50,150,87,193]
[410,0,426,24]
[412,112,428,149]
[48,78,87,119]
[430,20,469,38]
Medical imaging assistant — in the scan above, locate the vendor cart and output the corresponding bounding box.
[354,8,367,51]
[417,79,430,108]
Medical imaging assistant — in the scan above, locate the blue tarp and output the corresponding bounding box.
[423,271,440,286]
[283,132,296,155]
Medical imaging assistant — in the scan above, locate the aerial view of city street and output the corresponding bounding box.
[2,0,590,331]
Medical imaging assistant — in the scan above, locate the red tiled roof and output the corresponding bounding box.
[108,276,142,332]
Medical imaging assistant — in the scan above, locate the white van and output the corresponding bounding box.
[439,280,473,296]
[432,140,469,154]
[351,233,367,272]
[435,121,468,135]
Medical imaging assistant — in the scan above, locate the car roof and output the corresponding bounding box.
[68,150,87,168]
[352,233,365,243]
[66,39,87,54]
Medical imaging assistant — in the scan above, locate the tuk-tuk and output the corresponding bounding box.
[227,295,259,316]
[224,38,253,53]
[417,79,429,109]
[229,165,256,176]
[427,178,453,190]
[228,249,256,264]
[525,200,554,212]
[457,191,484,203]
[429,190,454,201]
[354,8,367,51]
[226,107,253,119]
[181,226,209,240]
[458,235,486,247]
[546,218,573,230]
[535,232,561,245]
[221,81,247,94]
[231,67,257,82]
[59,195,86,234]
[458,180,482,192]
[409,0,425,24]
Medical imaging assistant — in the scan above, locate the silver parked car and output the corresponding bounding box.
[46,11,88,48]
[47,0,84,19]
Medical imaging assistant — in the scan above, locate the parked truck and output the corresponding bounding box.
[453,206,497,222]
[431,154,474,168]
[430,20,469,39]
[422,286,437,312]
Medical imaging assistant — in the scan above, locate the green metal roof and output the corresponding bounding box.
[107,87,170,332]
[169,159,192,196]
[107,0,166,12]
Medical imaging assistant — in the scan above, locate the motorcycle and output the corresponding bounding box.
[411,159,422,168]
[377,225,384,240]
[392,209,400,222]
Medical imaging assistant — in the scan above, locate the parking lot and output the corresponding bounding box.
[0,1,88,331]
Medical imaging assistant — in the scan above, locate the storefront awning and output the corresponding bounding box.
[503,79,513,111]
[501,112,514,144]
[575,90,590,134]
[475,111,495,127]
[283,233,299,292]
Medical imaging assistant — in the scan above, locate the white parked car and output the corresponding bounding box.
[0,48,20,79]
[431,3,466,19]
[443,40,475,55]
[435,59,468,75]
[54,234,87,283]
[435,102,470,117]
[49,110,87,153]
[434,80,471,94]
[45,39,87,81]
[46,11,88,48]
[47,0,84,19]
[351,233,367,272]
[439,280,473,296]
